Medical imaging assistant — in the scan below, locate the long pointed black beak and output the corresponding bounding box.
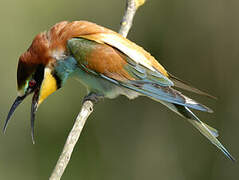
[3,95,26,134]
[3,89,40,144]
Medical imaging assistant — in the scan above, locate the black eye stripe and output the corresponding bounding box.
[33,65,44,86]
[17,61,36,89]
[29,65,61,90]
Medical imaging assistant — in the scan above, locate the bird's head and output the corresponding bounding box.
[4,33,62,143]
[16,54,60,108]
[4,20,98,142]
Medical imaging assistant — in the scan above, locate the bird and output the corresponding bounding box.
[3,20,235,161]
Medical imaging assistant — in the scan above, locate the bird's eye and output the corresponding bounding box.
[29,79,36,88]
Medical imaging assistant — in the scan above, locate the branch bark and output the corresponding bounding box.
[49,0,146,179]
[49,101,93,180]
[119,0,146,37]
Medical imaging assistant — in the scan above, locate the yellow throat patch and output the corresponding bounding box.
[38,67,57,105]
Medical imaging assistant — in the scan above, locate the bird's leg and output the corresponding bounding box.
[83,92,104,104]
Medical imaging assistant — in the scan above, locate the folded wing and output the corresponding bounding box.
[67,37,212,112]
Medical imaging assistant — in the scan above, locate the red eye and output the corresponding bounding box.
[29,80,36,87]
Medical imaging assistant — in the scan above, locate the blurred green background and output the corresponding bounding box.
[0,0,238,179]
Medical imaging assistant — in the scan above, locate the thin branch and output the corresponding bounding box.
[49,101,93,180]
[49,0,146,179]
[119,0,146,37]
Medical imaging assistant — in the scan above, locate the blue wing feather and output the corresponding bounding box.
[119,80,212,112]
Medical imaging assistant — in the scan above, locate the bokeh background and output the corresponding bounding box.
[0,0,239,179]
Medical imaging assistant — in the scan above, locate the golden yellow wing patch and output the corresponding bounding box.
[79,33,169,77]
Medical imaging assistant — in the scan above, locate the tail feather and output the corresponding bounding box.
[159,100,235,162]
[100,69,234,161]
[169,73,217,100]
[204,123,219,137]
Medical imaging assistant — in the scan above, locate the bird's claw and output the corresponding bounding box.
[83,93,104,104]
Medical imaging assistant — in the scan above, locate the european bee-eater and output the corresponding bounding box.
[4,21,235,161]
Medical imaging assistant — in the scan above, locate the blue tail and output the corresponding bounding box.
[160,100,235,162]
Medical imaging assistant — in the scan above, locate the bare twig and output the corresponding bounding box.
[119,0,146,37]
[49,101,93,180]
[49,0,146,179]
